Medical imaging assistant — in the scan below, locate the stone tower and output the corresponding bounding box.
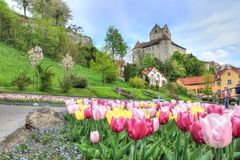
[132,24,186,63]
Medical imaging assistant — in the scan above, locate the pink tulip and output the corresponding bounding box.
[84,108,93,119]
[110,117,127,133]
[158,111,169,125]
[207,104,224,115]
[144,118,154,136]
[200,113,232,148]
[189,120,205,144]
[148,107,156,117]
[153,118,159,132]
[231,115,240,138]
[90,131,100,143]
[92,106,106,121]
[197,112,207,120]
[127,117,148,140]
[132,109,145,119]
[65,99,75,106]
[233,106,240,117]
[177,112,194,132]
[67,104,79,114]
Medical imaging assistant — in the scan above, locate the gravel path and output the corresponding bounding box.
[0,105,66,143]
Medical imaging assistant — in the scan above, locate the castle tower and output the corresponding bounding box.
[149,24,162,40]
[162,24,171,39]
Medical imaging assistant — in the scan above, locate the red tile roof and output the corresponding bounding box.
[177,76,212,85]
[142,67,156,75]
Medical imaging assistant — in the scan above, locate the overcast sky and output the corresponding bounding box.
[5,0,240,66]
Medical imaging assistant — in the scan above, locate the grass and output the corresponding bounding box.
[0,43,197,101]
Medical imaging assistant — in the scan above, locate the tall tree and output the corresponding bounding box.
[203,71,214,100]
[13,0,31,16]
[140,54,157,69]
[31,0,72,26]
[90,52,117,85]
[123,63,139,82]
[105,26,127,60]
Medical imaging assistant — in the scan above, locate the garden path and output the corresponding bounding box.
[0,105,66,143]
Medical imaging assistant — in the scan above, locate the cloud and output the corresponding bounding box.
[4,0,240,66]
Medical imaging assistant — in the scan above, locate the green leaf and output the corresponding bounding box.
[114,141,133,160]
[161,145,175,160]
[144,138,163,159]
[233,152,240,160]
[189,147,201,160]
[199,151,213,160]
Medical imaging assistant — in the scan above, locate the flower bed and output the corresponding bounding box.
[64,98,240,159]
[0,93,66,104]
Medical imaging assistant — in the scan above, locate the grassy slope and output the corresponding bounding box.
[0,43,194,101]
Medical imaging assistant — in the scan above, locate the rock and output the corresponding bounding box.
[25,108,64,130]
[0,128,30,152]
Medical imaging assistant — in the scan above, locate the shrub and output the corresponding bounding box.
[12,71,32,91]
[37,65,55,91]
[59,76,72,93]
[105,70,117,83]
[129,76,147,89]
[71,76,88,88]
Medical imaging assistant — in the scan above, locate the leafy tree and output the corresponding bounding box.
[12,71,32,91]
[31,0,72,26]
[129,76,147,89]
[171,51,205,77]
[202,71,214,100]
[13,0,32,16]
[140,54,157,69]
[90,52,117,85]
[105,26,127,60]
[123,63,139,82]
[78,45,97,68]
[37,65,55,91]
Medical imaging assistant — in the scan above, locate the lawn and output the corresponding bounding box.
[0,43,196,101]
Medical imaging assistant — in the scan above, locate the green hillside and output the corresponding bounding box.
[0,43,170,100]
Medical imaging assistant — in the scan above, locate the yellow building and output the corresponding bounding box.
[214,66,240,97]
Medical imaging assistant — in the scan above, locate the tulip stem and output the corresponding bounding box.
[215,148,222,160]
[133,140,137,160]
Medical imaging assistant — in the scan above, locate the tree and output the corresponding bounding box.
[203,71,214,101]
[123,63,139,82]
[31,0,72,26]
[90,53,117,85]
[140,54,157,69]
[105,26,127,60]
[171,51,205,77]
[13,0,31,16]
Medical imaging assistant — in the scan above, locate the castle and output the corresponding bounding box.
[132,24,186,63]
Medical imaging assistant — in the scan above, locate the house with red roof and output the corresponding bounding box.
[142,67,167,87]
[176,75,216,95]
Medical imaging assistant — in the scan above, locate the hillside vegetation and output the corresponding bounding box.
[0,43,180,100]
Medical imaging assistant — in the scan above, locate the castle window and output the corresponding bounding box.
[228,72,231,76]
[227,80,232,85]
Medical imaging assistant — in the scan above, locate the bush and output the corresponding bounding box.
[129,76,147,89]
[37,65,55,91]
[59,76,72,93]
[12,71,32,91]
[71,75,88,88]
[105,70,117,83]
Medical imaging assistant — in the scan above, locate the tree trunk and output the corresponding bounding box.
[24,7,27,17]
[102,71,105,85]
[112,47,115,60]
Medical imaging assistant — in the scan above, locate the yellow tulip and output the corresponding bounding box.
[75,110,85,120]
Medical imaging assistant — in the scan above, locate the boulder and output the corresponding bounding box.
[25,108,64,130]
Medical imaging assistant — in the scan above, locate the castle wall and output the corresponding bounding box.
[172,44,186,54]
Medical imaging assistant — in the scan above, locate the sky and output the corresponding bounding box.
[5,0,240,66]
